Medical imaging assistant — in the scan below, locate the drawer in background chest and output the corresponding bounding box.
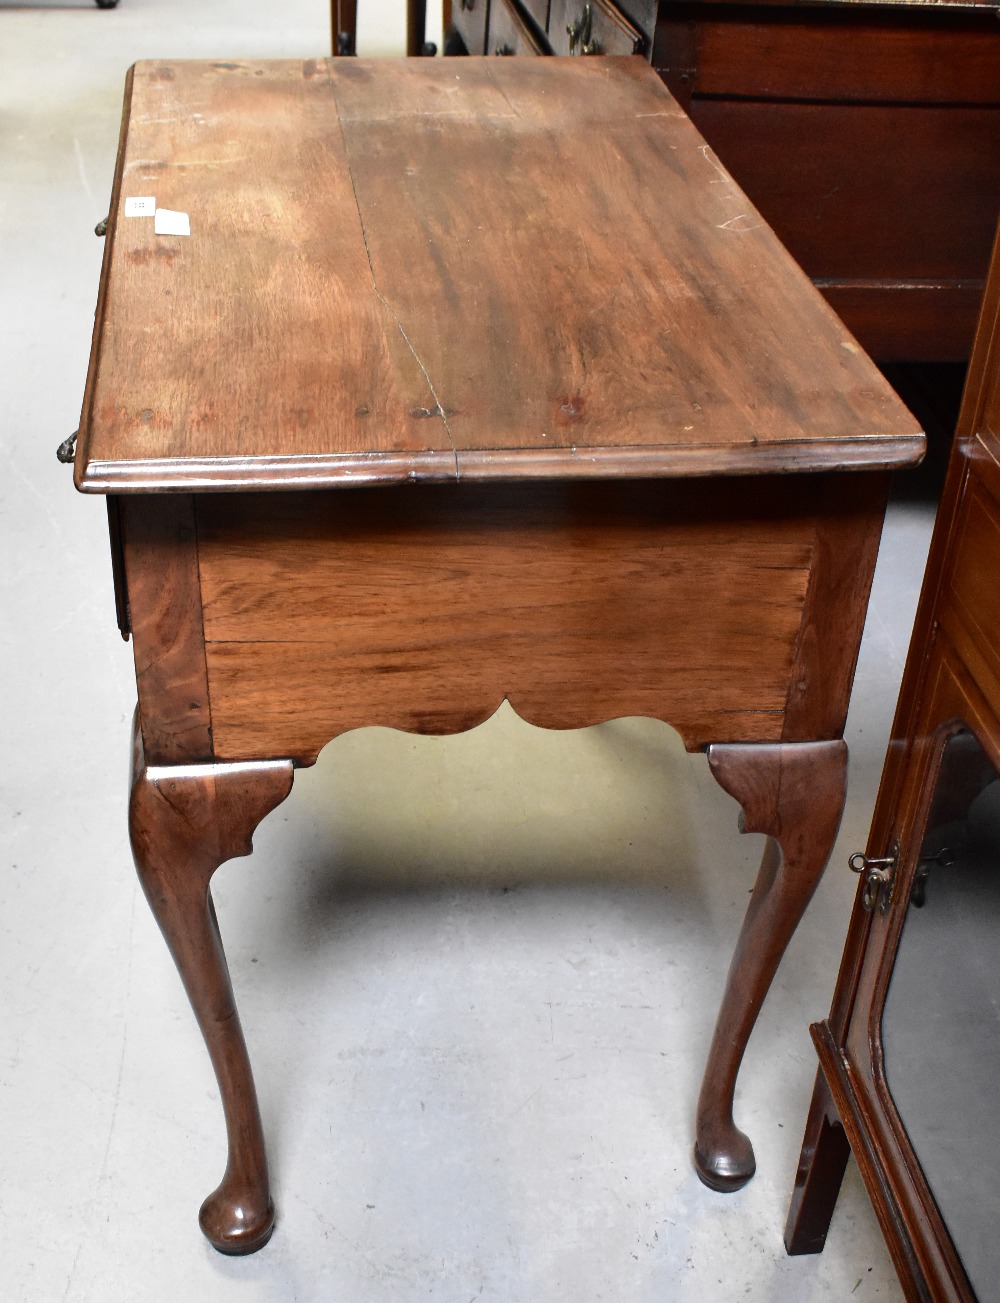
[548,0,646,56]
[942,372,1000,690]
[449,0,549,54]
[448,0,649,57]
[489,0,551,55]
[448,0,489,54]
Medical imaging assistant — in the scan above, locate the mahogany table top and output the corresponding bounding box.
[75,56,924,494]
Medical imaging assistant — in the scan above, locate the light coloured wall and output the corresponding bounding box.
[357,0,445,53]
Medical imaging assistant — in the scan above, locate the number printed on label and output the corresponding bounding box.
[124,196,156,217]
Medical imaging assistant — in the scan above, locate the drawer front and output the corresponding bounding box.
[548,0,646,56]
[688,14,1000,106]
[488,0,550,55]
[691,100,1000,286]
[945,458,1000,695]
[520,0,550,32]
[450,0,489,54]
[816,282,981,366]
[982,337,1000,454]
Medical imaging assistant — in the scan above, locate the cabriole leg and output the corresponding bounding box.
[128,719,294,1254]
[694,740,848,1192]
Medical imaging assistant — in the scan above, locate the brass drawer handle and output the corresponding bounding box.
[567,1,600,54]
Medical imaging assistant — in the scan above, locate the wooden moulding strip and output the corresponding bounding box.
[77,436,925,494]
[810,1022,927,1299]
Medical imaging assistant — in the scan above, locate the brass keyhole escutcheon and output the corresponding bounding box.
[849,842,900,913]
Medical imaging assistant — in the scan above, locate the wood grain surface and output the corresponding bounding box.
[547,0,646,55]
[120,494,213,764]
[849,222,1000,920]
[815,280,982,365]
[488,0,550,54]
[519,0,552,35]
[189,478,851,762]
[76,56,922,494]
[784,1062,853,1255]
[697,739,848,1191]
[691,101,1000,286]
[781,224,1000,1300]
[944,475,1000,691]
[129,720,294,1254]
[690,14,1000,104]
[664,0,1000,11]
[781,471,889,740]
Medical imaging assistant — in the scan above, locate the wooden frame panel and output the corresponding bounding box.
[786,225,1000,1299]
[120,494,213,765]
[815,282,981,365]
[781,471,890,739]
[487,0,551,55]
[691,12,1000,105]
[190,478,867,762]
[838,636,994,1302]
[547,0,646,55]
[689,101,1000,286]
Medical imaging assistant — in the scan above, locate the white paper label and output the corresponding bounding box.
[154,208,191,237]
[124,196,156,217]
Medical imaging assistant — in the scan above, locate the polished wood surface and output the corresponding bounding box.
[669,0,1000,10]
[785,223,1000,1300]
[444,0,1000,363]
[190,473,888,765]
[120,495,212,764]
[689,101,999,282]
[697,740,847,1190]
[75,58,923,1253]
[329,0,358,54]
[75,57,921,493]
[816,284,982,366]
[190,478,879,763]
[128,720,294,1254]
[779,472,889,740]
[683,14,1000,103]
[547,0,646,55]
[784,1053,853,1256]
[850,236,1000,904]
[657,3,1000,362]
[488,0,550,53]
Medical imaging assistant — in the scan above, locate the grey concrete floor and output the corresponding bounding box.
[2,3,929,1299]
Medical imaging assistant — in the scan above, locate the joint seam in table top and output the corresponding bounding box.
[480,58,522,121]
[191,502,217,758]
[73,58,926,493]
[328,67,461,482]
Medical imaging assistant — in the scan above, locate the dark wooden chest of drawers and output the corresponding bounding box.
[446,0,1000,364]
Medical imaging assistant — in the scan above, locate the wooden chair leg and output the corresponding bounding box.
[407,0,430,55]
[128,720,294,1254]
[694,740,848,1192]
[784,1066,852,1254]
[330,0,433,56]
[331,0,358,55]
